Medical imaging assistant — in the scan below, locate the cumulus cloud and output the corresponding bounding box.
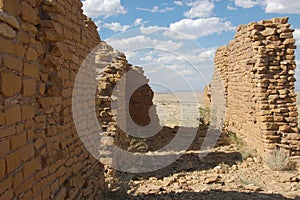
[184,0,215,18]
[265,0,300,14]
[82,0,126,18]
[101,22,131,32]
[234,0,265,8]
[169,17,235,39]
[174,1,184,6]
[294,29,300,46]
[137,6,174,13]
[107,35,183,52]
[134,18,144,26]
[227,4,237,10]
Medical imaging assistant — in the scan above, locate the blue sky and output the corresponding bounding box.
[82,0,300,92]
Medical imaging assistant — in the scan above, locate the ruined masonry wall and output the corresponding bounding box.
[207,17,300,156]
[0,0,105,199]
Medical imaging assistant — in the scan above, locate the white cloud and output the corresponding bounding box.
[101,22,131,32]
[107,35,183,52]
[137,6,174,13]
[294,29,300,46]
[169,17,235,39]
[227,4,237,10]
[174,1,184,6]
[234,0,265,8]
[265,0,300,14]
[82,0,126,18]
[134,18,143,26]
[184,0,215,18]
[140,26,168,35]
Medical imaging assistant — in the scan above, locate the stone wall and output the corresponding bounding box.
[0,0,105,199]
[206,17,300,156]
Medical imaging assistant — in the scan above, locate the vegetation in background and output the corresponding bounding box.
[199,106,210,125]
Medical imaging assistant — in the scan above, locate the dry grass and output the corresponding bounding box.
[228,132,256,160]
[264,149,297,171]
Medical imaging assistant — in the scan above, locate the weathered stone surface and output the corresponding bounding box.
[0,72,22,96]
[0,10,20,29]
[20,1,40,25]
[0,22,16,38]
[205,17,299,157]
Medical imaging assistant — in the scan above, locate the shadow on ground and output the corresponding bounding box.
[133,125,241,179]
[107,190,299,200]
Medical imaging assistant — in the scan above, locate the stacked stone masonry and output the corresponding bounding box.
[0,0,106,199]
[205,17,300,157]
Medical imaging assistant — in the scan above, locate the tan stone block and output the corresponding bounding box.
[20,1,39,25]
[0,176,13,196]
[11,132,26,149]
[0,72,22,97]
[0,189,13,200]
[0,0,20,16]
[0,138,10,157]
[21,104,34,120]
[0,36,13,53]
[0,10,20,29]
[283,38,295,45]
[0,158,5,179]
[5,105,21,125]
[0,22,16,38]
[13,171,23,188]
[6,150,21,173]
[16,30,30,44]
[0,112,4,125]
[0,126,15,138]
[25,47,38,61]
[22,79,36,97]
[22,143,34,162]
[3,55,23,71]
[24,63,38,78]
[13,43,26,57]
[23,159,38,178]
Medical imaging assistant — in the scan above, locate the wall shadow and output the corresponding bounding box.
[107,190,298,200]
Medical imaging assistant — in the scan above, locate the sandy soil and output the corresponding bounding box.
[153,91,203,128]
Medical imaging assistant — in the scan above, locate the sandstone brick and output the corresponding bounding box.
[6,150,21,173]
[25,47,38,61]
[24,62,39,78]
[0,72,22,97]
[0,126,15,138]
[20,1,40,25]
[0,139,10,157]
[0,0,20,16]
[0,22,16,38]
[0,112,4,125]
[0,189,13,200]
[13,171,23,189]
[13,43,26,57]
[11,132,26,149]
[21,143,34,162]
[23,79,36,97]
[0,10,20,29]
[3,55,23,71]
[16,30,30,44]
[23,159,38,178]
[21,105,35,120]
[5,105,21,125]
[0,36,13,53]
[0,158,5,179]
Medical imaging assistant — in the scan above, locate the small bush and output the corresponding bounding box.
[199,106,210,125]
[228,132,256,159]
[264,149,297,171]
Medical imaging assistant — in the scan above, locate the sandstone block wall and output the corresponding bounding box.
[206,17,300,156]
[0,0,106,199]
